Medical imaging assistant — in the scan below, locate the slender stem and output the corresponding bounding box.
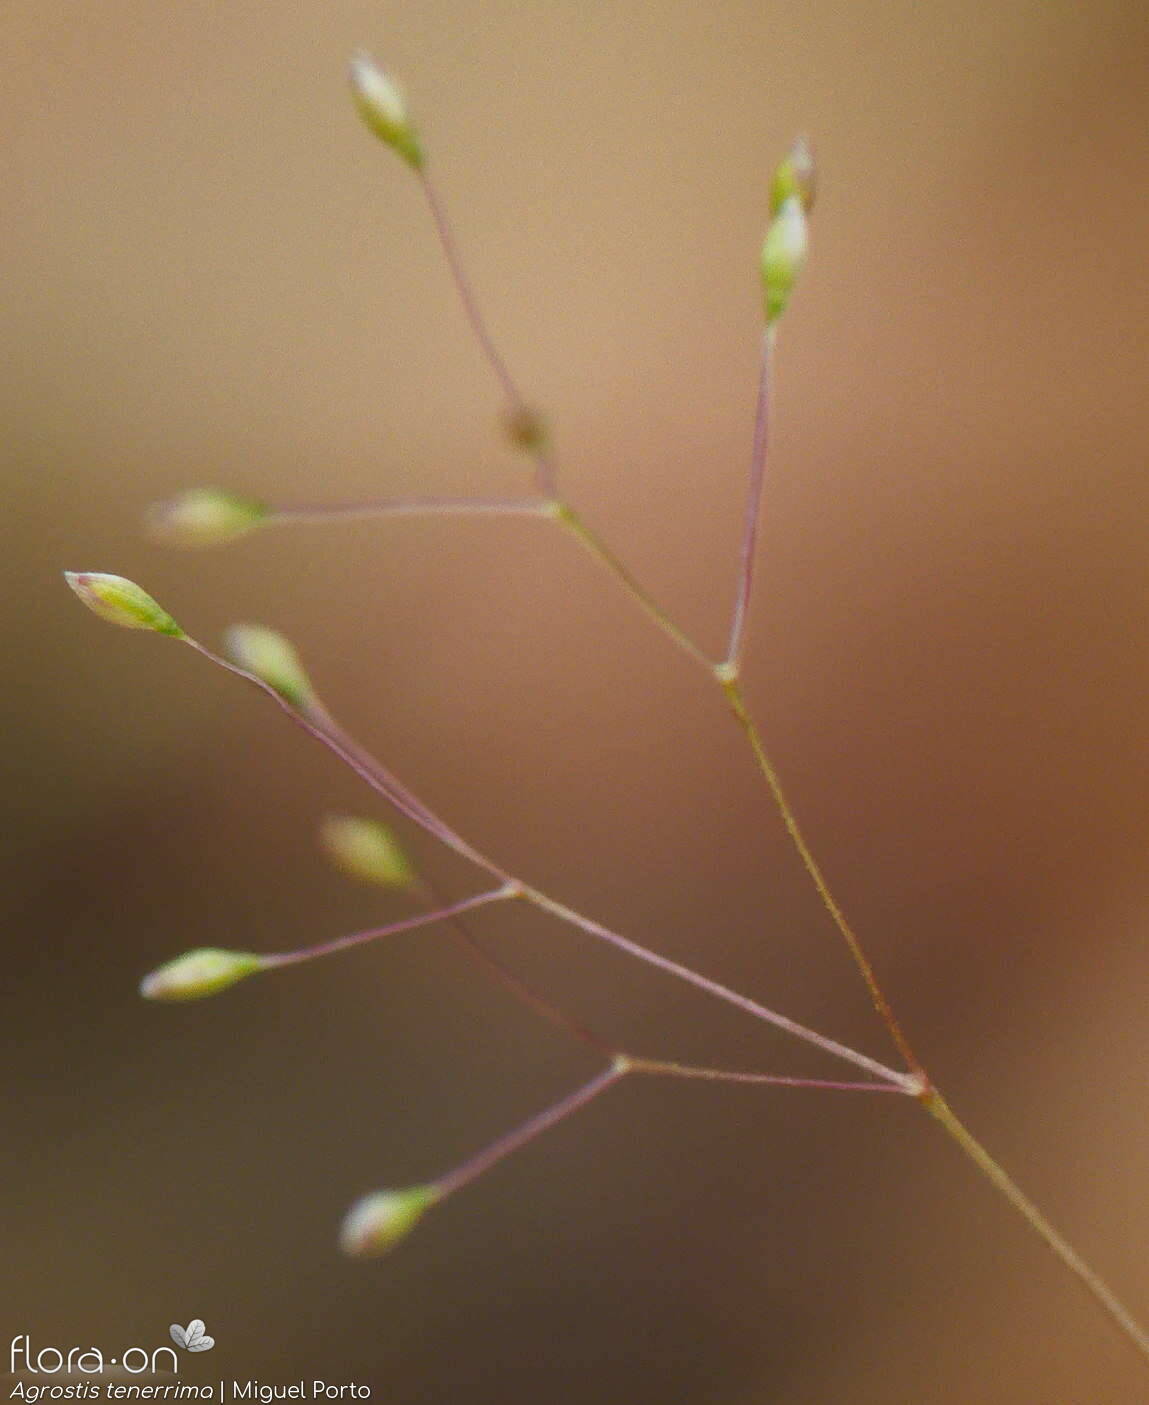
[416,879,616,1056]
[434,1060,626,1199]
[419,170,559,497]
[924,1087,1149,1362]
[184,639,512,882]
[522,885,917,1091]
[724,330,775,671]
[550,502,715,670]
[518,328,917,1077]
[222,474,921,1075]
[307,700,500,868]
[419,170,522,410]
[255,459,918,1080]
[627,1056,907,1093]
[719,673,922,1075]
[186,633,902,1087]
[255,489,712,671]
[144,123,1148,1373]
[713,328,919,1073]
[202,625,609,1047]
[187,611,1149,1360]
[324,673,905,1083]
[542,455,924,1077]
[260,885,514,969]
[270,496,547,524]
[351,167,912,1083]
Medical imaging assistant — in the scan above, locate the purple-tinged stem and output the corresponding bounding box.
[269,496,547,525]
[626,1056,908,1094]
[185,639,512,882]
[185,637,911,1088]
[308,702,468,845]
[252,490,713,672]
[522,886,916,1092]
[723,329,775,673]
[260,885,515,970]
[434,1061,626,1200]
[423,881,616,1056]
[418,170,559,498]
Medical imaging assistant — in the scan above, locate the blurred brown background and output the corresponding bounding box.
[4,0,1149,1400]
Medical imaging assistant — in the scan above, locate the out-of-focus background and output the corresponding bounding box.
[5,1,1149,1399]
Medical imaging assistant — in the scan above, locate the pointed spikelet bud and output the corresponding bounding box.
[140,948,263,1001]
[760,195,809,327]
[340,1186,439,1258]
[769,136,816,216]
[64,572,184,637]
[320,816,417,890]
[224,624,314,708]
[147,488,268,548]
[348,51,424,170]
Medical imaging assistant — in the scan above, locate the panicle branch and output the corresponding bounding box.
[259,885,516,970]
[139,889,514,1000]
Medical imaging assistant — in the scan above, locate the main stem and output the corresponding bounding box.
[718,672,923,1076]
[924,1088,1149,1362]
[406,154,922,1081]
[539,344,1149,1364]
[548,505,920,1075]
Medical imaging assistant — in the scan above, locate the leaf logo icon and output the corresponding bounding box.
[169,1321,215,1353]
